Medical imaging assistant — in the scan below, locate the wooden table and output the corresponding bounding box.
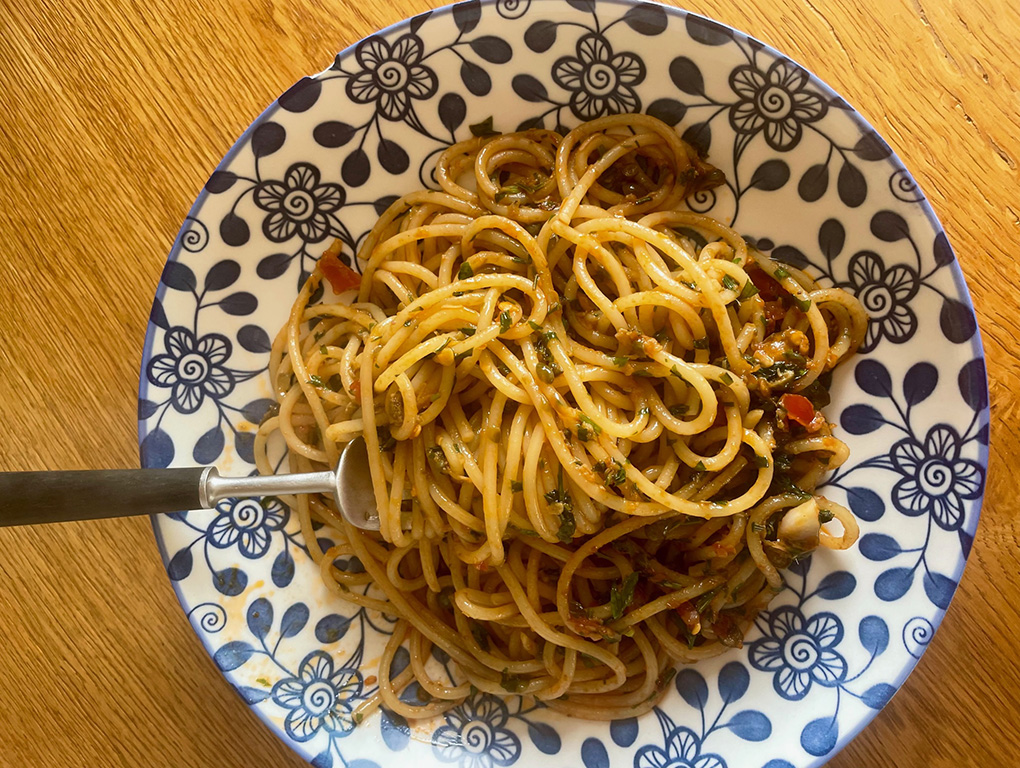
[1,0,1017,765]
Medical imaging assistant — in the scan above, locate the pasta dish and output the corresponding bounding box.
[255,114,866,721]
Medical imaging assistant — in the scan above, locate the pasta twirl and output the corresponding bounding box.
[255,114,867,721]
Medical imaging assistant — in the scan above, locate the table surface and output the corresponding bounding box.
[2,0,1018,765]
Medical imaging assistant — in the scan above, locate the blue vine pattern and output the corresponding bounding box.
[747,558,896,757]
[829,354,987,608]
[579,659,772,768]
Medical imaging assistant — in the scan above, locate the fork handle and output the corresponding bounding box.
[0,468,208,527]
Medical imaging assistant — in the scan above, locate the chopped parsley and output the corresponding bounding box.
[469,116,498,137]
[426,446,450,474]
[500,668,526,692]
[609,572,640,620]
[458,262,474,280]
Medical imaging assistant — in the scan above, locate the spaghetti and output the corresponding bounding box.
[255,114,867,721]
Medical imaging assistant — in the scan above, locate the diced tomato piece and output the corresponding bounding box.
[319,250,360,293]
[746,264,783,302]
[780,393,816,427]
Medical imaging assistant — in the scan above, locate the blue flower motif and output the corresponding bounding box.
[272,650,363,742]
[146,326,235,413]
[346,34,438,121]
[553,33,644,120]
[728,59,827,151]
[634,726,726,768]
[208,497,288,559]
[432,693,521,768]
[891,424,983,531]
[253,162,345,244]
[748,606,847,700]
[843,250,919,352]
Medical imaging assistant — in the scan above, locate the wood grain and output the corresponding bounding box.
[1,0,1017,765]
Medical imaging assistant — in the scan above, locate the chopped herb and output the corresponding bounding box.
[739,281,759,300]
[425,338,450,359]
[500,668,526,692]
[308,375,325,388]
[542,330,557,341]
[458,262,474,280]
[694,461,706,472]
[656,667,678,690]
[612,355,628,367]
[454,350,472,362]
[499,310,512,333]
[537,362,557,383]
[437,586,455,609]
[453,291,464,297]
[609,572,640,620]
[426,446,450,474]
[319,345,329,356]
[576,424,590,442]
[460,327,476,336]
[720,372,733,385]
[510,480,524,493]
[592,460,607,474]
[377,426,397,452]
[579,415,602,435]
[722,275,739,291]
[671,365,683,379]
[695,587,723,614]
[818,508,835,524]
[693,337,709,350]
[469,116,498,137]
[752,453,770,468]
[634,195,652,205]
[471,622,490,651]
[668,404,689,417]
[557,509,576,542]
[774,267,790,279]
[528,320,542,331]
[768,471,812,501]
[562,427,572,441]
[606,462,627,487]
[751,522,765,533]
[795,296,812,312]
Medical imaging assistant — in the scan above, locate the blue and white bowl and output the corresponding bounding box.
[137,2,989,766]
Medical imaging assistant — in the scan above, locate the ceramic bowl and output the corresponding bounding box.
[138,2,989,766]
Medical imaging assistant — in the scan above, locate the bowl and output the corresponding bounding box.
[137,1,989,766]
